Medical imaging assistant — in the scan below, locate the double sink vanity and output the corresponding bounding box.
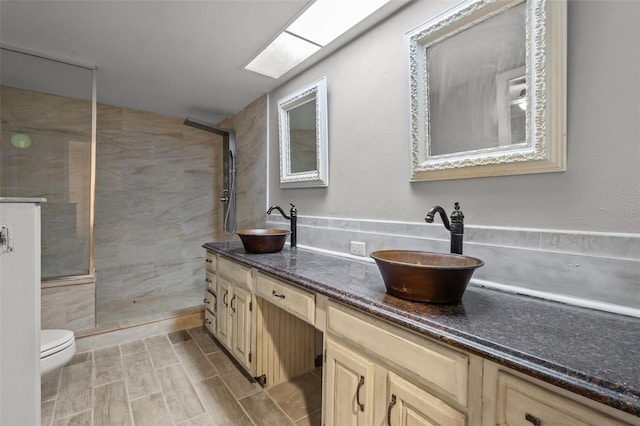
[202,241,639,426]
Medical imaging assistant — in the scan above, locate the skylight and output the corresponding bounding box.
[245,0,390,78]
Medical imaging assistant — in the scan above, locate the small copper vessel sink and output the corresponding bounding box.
[236,229,290,253]
[370,250,484,304]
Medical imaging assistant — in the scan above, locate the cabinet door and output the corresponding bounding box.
[217,278,232,348]
[387,372,466,426]
[324,339,375,426]
[231,284,252,369]
[492,369,633,426]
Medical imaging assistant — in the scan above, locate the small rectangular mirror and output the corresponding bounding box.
[278,77,329,188]
[407,0,566,181]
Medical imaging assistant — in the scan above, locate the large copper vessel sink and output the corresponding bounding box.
[370,250,484,304]
[236,229,290,254]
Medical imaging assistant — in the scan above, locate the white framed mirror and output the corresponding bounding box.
[407,0,566,181]
[278,76,329,188]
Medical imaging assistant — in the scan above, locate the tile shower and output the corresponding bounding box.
[1,48,268,333]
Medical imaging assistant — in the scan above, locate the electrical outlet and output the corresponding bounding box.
[350,241,366,256]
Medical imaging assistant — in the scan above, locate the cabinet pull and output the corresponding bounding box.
[272,290,286,299]
[387,394,396,426]
[205,259,212,263]
[205,278,212,283]
[204,317,212,325]
[356,376,365,412]
[231,295,237,313]
[203,298,209,304]
[223,291,229,306]
[525,413,541,426]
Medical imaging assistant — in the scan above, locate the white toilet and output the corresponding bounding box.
[41,329,76,382]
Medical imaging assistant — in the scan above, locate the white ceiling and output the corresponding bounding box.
[0,1,408,124]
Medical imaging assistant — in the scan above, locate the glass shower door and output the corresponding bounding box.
[0,48,95,279]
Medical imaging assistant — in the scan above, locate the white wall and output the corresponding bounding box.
[268,0,640,234]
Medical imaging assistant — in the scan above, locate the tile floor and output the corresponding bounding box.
[41,327,322,426]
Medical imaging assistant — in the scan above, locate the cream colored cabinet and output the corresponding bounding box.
[255,272,315,325]
[205,253,315,385]
[324,339,375,426]
[325,301,479,426]
[387,371,466,426]
[215,276,252,369]
[482,361,640,426]
[214,257,252,368]
[216,277,232,348]
[204,252,636,426]
[230,284,252,368]
[203,289,216,334]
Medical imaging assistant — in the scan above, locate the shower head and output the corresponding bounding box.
[183,117,233,137]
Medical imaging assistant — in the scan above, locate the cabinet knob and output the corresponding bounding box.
[525,413,542,426]
[387,394,397,426]
[356,376,365,412]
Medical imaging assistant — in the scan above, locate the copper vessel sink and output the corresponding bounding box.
[370,250,484,304]
[236,229,290,253]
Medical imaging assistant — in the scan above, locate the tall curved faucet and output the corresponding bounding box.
[425,202,465,254]
[267,203,297,247]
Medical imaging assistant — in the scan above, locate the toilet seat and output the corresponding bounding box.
[41,329,75,358]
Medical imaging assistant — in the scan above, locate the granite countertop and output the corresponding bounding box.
[203,241,640,417]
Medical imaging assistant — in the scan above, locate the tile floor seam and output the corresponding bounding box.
[151,353,180,426]
[167,339,214,425]
[47,370,62,425]
[261,388,298,425]
[117,347,137,426]
[195,346,257,425]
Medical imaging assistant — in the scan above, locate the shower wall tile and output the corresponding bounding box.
[43,96,92,137]
[97,104,123,130]
[41,283,95,331]
[95,96,267,326]
[122,109,183,138]
[220,95,268,232]
[3,85,269,331]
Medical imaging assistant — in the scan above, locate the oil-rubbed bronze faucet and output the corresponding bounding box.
[267,203,297,247]
[425,202,464,255]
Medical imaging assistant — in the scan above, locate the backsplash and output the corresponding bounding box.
[267,215,640,318]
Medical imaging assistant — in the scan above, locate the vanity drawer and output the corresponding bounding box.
[205,269,216,291]
[203,289,216,314]
[218,257,251,289]
[493,370,633,426]
[255,272,315,326]
[327,301,469,407]
[204,309,216,335]
[205,251,216,272]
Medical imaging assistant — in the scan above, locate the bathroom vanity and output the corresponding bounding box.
[203,242,640,425]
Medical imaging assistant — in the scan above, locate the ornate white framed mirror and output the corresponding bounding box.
[407,0,566,181]
[278,76,329,188]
